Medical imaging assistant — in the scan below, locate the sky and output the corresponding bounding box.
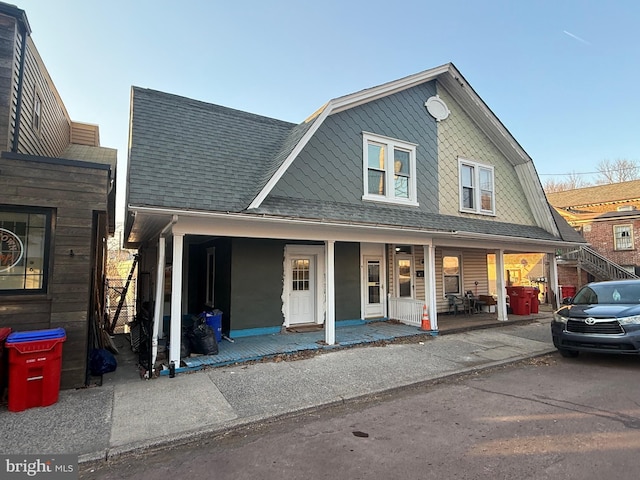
[21,0,640,224]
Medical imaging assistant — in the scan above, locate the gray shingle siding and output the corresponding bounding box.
[128,87,296,212]
[270,82,439,213]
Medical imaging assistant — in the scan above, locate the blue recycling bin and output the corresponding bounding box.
[204,311,222,343]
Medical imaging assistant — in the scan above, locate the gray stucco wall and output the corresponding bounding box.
[228,239,363,330]
[230,238,286,329]
[335,242,361,321]
[271,82,439,213]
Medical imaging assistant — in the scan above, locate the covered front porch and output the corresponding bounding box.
[143,307,551,376]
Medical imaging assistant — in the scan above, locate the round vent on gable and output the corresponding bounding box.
[425,95,450,121]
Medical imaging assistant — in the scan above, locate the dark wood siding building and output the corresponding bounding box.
[0,2,116,389]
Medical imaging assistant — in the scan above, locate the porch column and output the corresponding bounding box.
[169,233,184,366]
[548,252,560,310]
[423,245,438,331]
[495,249,508,321]
[151,236,166,374]
[325,240,335,345]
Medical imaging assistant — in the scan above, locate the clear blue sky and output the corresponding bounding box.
[23,0,640,223]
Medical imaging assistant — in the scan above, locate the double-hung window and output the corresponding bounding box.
[459,159,495,215]
[443,254,461,295]
[613,225,633,250]
[0,206,51,293]
[363,132,418,206]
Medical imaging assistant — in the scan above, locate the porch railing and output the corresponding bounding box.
[557,245,639,281]
[388,296,424,327]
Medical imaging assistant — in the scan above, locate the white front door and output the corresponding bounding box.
[364,256,384,318]
[289,256,315,324]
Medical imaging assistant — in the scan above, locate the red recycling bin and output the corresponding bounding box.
[506,286,531,315]
[530,288,540,314]
[6,328,66,412]
[0,327,11,401]
[560,285,576,301]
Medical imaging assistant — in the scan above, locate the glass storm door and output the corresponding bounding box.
[397,256,413,298]
[364,257,383,317]
[289,256,315,324]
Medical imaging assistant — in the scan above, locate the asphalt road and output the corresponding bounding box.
[81,352,640,480]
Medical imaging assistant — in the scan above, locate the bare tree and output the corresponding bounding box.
[543,178,568,193]
[543,171,590,193]
[595,159,640,184]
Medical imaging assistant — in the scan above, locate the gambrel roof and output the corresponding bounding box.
[125,63,584,247]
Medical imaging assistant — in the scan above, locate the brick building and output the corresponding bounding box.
[547,180,640,291]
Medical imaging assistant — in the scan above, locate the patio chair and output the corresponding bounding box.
[446,294,464,315]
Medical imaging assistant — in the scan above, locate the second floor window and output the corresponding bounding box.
[459,159,495,215]
[614,225,634,250]
[362,132,418,206]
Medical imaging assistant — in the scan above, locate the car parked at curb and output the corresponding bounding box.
[551,279,640,358]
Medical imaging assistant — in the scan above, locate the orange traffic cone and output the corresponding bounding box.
[421,304,431,331]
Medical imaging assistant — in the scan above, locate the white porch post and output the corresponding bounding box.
[548,252,560,310]
[169,233,184,366]
[325,240,335,345]
[423,245,438,331]
[495,249,508,321]
[151,236,166,374]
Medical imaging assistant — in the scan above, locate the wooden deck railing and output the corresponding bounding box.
[388,296,424,327]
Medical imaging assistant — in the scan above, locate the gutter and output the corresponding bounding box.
[150,215,178,375]
[128,205,584,249]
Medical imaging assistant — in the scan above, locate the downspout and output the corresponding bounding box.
[150,215,178,377]
[11,16,29,153]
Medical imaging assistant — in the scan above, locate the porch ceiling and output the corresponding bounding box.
[125,210,175,248]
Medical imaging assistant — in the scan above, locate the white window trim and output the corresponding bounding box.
[362,131,418,206]
[458,158,495,216]
[442,252,463,297]
[613,224,634,250]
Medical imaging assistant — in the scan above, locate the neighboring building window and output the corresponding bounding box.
[362,132,418,205]
[613,225,633,250]
[443,254,461,295]
[0,207,51,293]
[33,91,42,133]
[459,159,495,215]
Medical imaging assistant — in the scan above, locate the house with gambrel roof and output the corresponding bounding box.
[124,63,584,371]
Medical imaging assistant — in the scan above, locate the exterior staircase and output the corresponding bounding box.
[557,245,639,281]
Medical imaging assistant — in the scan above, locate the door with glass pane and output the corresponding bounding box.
[396,255,413,298]
[364,256,384,317]
[289,256,315,324]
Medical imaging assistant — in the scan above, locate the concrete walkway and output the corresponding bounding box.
[0,316,556,465]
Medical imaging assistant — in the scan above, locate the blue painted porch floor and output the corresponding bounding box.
[179,320,432,372]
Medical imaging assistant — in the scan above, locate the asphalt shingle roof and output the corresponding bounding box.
[128,87,297,212]
[546,180,640,208]
[128,86,580,245]
[254,195,568,242]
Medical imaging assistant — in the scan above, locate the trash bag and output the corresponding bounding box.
[180,327,192,358]
[188,320,219,355]
[89,348,117,376]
